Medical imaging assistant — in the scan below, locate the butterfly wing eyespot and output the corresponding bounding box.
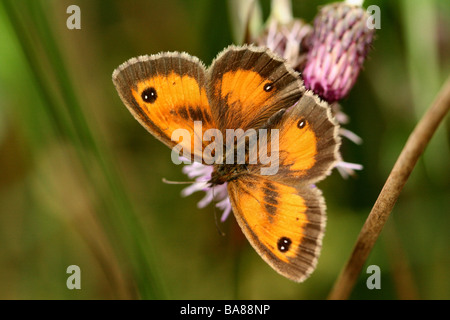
[297,118,306,129]
[141,87,157,103]
[227,175,326,282]
[277,237,292,252]
[263,82,274,92]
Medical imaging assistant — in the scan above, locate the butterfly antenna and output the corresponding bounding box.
[162,178,196,185]
[212,186,226,236]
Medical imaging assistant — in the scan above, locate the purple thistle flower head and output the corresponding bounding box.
[302,2,375,103]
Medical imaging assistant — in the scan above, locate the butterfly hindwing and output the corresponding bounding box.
[113,53,215,163]
[227,175,326,282]
[207,45,305,133]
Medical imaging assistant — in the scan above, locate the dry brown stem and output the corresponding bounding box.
[328,77,450,300]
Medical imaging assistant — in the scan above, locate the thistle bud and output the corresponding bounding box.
[302,2,375,103]
[255,19,313,72]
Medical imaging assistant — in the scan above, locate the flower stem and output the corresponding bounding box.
[328,76,450,300]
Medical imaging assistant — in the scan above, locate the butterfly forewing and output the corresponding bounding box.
[207,45,305,133]
[113,53,215,163]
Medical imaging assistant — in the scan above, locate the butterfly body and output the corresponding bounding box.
[113,45,341,282]
[210,163,247,186]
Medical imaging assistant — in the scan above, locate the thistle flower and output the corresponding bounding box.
[180,160,232,222]
[301,1,374,176]
[302,2,375,103]
[254,1,373,177]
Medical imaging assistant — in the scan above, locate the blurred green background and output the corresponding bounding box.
[0,0,448,300]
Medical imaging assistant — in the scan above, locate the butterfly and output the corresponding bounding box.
[112,45,341,282]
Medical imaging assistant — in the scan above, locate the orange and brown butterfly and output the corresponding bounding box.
[112,45,341,282]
